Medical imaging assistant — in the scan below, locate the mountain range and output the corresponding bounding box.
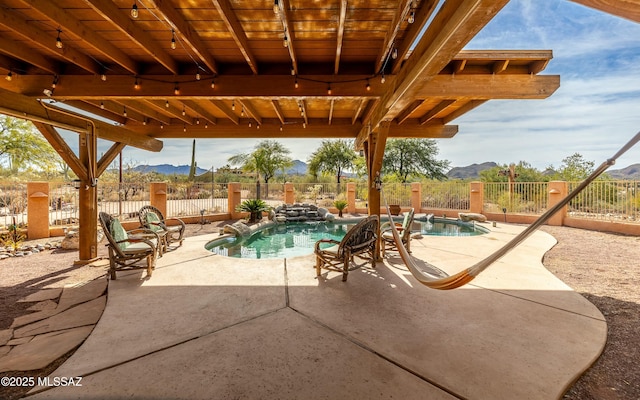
[132,161,640,180]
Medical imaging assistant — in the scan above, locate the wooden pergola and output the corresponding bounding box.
[0,0,637,262]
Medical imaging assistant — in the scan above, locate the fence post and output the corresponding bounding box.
[411,182,421,212]
[228,182,243,218]
[469,181,484,214]
[150,182,168,217]
[547,181,568,226]
[347,182,356,213]
[284,182,295,204]
[27,182,50,239]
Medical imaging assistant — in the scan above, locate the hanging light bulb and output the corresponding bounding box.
[101,73,107,81]
[249,121,252,128]
[131,2,139,18]
[171,30,176,50]
[381,73,386,84]
[408,10,415,24]
[283,33,288,48]
[100,101,104,109]
[196,118,200,125]
[366,79,371,91]
[294,77,299,89]
[327,84,332,95]
[205,122,208,128]
[134,76,140,89]
[290,67,295,76]
[165,100,170,108]
[51,76,58,88]
[231,101,235,111]
[142,119,147,125]
[123,106,127,117]
[174,83,180,95]
[182,105,186,116]
[273,0,279,14]
[280,125,283,131]
[196,72,201,80]
[241,106,245,117]
[392,48,398,60]
[183,124,186,132]
[55,29,63,49]
[5,71,12,81]
[210,79,215,89]
[160,123,164,129]
[303,122,306,129]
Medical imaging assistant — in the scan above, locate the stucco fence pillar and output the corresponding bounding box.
[469,181,484,214]
[346,183,357,213]
[411,182,422,211]
[547,181,568,226]
[27,182,50,239]
[284,182,295,204]
[149,182,168,217]
[228,182,243,219]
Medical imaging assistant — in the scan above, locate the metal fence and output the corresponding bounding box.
[166,182,229,218]
[421,181,470,210]
[288,182,346,207]
[568,180,640,223]
[484,182,549,215]
[98,182,150,221]
[383,183,413,207]
[0,182,27,227]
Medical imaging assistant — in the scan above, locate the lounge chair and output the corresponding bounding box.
[314,215,379,282]
[138,205,186,252]
[99,212,160,280]
[381,208,414,256]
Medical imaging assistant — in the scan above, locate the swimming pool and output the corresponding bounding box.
[207,218,488,259]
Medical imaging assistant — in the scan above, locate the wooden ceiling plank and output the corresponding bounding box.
[64,100,128,125]
[146,0,218,74]
[357,0,510,148]
[442,99,487,124]
[33,122,88,180]
[117,99,172,125]
[334,0,348,74]
[419,99,456,125]
[0,7,101,74]
[212,0,259,74]
[97,142,126,177]
[82,0,179,74]
[569,0,640,23]
[492,60,509,74]
[396,100,424,124]
[279,0,300,75]
[374,0,414,74]
[211,100,240,124]
[391,0,441,74]
[271,100,286,124]
[19,0,139,75]
[182,100,218,126]
[238,99,262,124]
[352,98,366,125]
[146,100,193,124]
[0,37,59,74]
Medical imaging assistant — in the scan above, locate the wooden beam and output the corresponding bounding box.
[419,99,456,125]
[492,60,509,74]
[328,99,335,125]
[271,100,286,125]
[0,7,102,74]
[391,0,441,74]
[357,0,511,148]
[0,37,59,74]
[442,100,487,123]
[146,0,218,74]
[97,143,126,177]
[279,0,300,75]
[19,0,139,75]
[299,100,309,126]
[82,0,179,74]
[396,100,424,124]
[145,100,193,124]
[182,100,218,126]
[117,100,172,125]
[211,100,239,124]
[64,100,128,125]
[335,0,348,74]
[213,0,259,74]
[413,75,560,99]
[33,123,88,180]
[239,100,262,125]
[375,0,414,74]
[352,98,366,125]
[569,0,640,23]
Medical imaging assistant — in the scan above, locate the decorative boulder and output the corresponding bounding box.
[458,213,487,222]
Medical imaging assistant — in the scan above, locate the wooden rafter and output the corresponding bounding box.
[97,143,126,177]
[396,100,424,124]
[374,0,414,74]
[492,60,509,74]
[391,0,441,74]
[0,36,59,74]
[0,7,101,74]
[20,0,138,75]
[118,100,172,125]
[328,99,335,125]
[442,99,487,124]
[211,100,239,124]
[146,0,218,74]
[182,100,218,126]
[334,0,348,74]
[82,0,179,74]
[213,0,259,74]
[64,100,128,125]
[352,99,366,125]
[239,100,262,125]
[271,100,286,125]
[33,123,88,180]
[419,99,456,125]
[569,0,640,23]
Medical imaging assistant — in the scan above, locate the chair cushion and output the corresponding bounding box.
[123,239,157,254]
[145,212,163,232]
[110,219,129,250]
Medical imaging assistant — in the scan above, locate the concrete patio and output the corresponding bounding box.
[28,222,606,399]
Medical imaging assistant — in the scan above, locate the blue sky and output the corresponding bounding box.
[112,0,640,171]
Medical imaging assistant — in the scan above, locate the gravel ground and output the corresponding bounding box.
[1,222,638,399]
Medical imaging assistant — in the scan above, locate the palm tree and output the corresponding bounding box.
[228,140,292,198]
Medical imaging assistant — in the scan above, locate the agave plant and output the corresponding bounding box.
[236,199,271,223]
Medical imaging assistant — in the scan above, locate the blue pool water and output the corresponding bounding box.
[207,218,487,259]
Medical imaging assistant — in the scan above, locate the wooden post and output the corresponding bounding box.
[27,182,50,239]
[78,130,98,263]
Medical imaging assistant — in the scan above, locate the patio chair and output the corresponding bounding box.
[99,212,160,280]
[138,205,186,252]
[314,215,379,282]
[381,208,414,257]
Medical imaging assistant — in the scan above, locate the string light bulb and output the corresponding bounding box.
[283,33,288,48]
[231,101,235,111]
[170,30,176,50]
[134,76,140,89]
[196,118,200,125]
[241,106,245,117]
[392,48,398,60]
[51,76,58,88]
[183,125,186,133]
[210,79,215,89]
[294,77,299,89]
[366,79,371,91]
[101,73,107,81]
[408,10,415,24]
[160,123,164,129]
[205,122,208,128]
[196,72,201,81]
[381,73,386,84]
[165,100,170,108]
[5,71,12,81]
[100,101,104,109]
[142,119,147,125]
[55,29,63,49]
[182,105,186,116]
[174,83,180,95]
[273,0,279,14]
[131,2,139,18]
[123,106,127,117]
[327,84,332,95]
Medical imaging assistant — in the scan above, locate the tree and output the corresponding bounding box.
[307,140,356,191]
[0,116,58,174]
[553,153,595,181]
[382,139,450,183]
[228,140,292,197]
[479,161,548,183]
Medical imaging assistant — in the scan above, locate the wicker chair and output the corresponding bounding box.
[138,205,186,252]
[314,215,379,282]
[381,208,414,256]
[99,212,160,280]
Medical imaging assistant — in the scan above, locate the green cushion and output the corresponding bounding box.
[110,219,130,250]
[145,212,163,232]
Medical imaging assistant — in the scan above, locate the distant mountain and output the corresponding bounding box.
[285,160,307,175]
[132,164,208,176]
[608,164,640,180]
[446,162,497,179]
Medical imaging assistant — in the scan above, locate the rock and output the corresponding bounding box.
[458,212,487,222]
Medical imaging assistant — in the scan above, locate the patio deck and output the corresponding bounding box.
[29,223,606,399]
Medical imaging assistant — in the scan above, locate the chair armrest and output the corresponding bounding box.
[314,239,340,252]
